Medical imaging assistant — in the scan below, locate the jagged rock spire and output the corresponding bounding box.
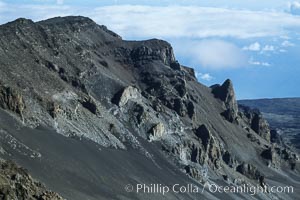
[211,79,238,122]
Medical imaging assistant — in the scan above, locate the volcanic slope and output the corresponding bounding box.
[0,16,299,200]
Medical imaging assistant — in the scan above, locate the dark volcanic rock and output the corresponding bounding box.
[48,102,62,118]
[260,146,298,169]
[0,83,25,117]
[211,79,238,122]
[80,96,98,115]
[236,162,261,180]
[194,125,211,148]
[170,61,181,70]
[239,105,271,141]
[184,165,204,182]
[0,159,63,200]
[130,39,175,65]
[239,98,300,152]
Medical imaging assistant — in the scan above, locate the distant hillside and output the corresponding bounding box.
[239,98,300,151]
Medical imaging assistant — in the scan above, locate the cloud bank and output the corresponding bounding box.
[243,42,261,51]
[89,6,300,39]
[1,4,300,40]
[175,39,247,69]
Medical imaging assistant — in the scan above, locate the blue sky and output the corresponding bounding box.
[1,0,300,99]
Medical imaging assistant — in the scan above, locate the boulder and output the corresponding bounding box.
[148,123,165,141]
[112,86,140,107]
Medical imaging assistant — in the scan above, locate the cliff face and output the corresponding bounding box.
[0,16,299,200]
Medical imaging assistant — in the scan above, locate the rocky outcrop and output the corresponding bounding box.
[132,103,147,125]
[211,79,238,122]
[170,61,181,70]
[270,129,282,144]
[194,125,221,167]
[194,125,211,149]
[168,142,205,166]
[181,66,196,80]
[169,126,223,170]
[0,83,25,117]
[236,162,261,180]
[261,147,275,162]
[0,159,63,200]
[239,105,271,142]
[186,101,196,120]
[184,165,206,182]
[80,96,98,115]
[222,151,237,168]
[112,86,140,107]
[131,39,175,65]
[148,123,165,141]
[261,146,298,169]
[48,102,62,118]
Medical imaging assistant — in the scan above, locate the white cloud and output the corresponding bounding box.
[195,72,214,81]
[244,43,278,53]
[262,45,275,51]
[288,1,300,15]
[279,49,287,52]
[243,42,261,51]
[281,40,295,47]
[261,62,271,66]
[174,39,247,69]
[89,6,300,39]
[2,4,300,40]
[249,60,259,65]
[280,35,291,40]
[249,58,271,67]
